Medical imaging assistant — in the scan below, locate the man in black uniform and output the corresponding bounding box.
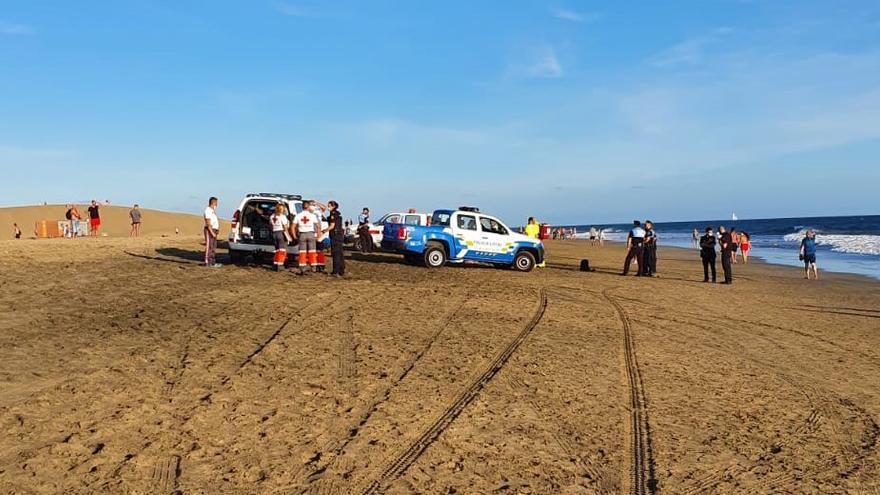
[622,220,646,276]
[699,226,717,282]
[327,200,346,277]
[718,225,733,284]
[643,220,658,276]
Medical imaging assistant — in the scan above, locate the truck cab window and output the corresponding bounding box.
[479,217,508,235]
[458,215,477,231]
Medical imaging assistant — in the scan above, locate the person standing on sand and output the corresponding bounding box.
[525,217,540,239]
[294,200,320,275]
[65,204,81,238]
[13,223,22,239]
[357,207,373,253]
[718,225,733,284]
[622,220,646,276]
[129,204,142,237]
[800,229,819,280]
[87,200,101,237]
[203,197,222,268]
[327,200,346,277]
[643,220,658,276]
[270,203,290,272]
[730,228,739,264]
[692,229,699,248]
[739,232,751,264]
[699,227,717,282]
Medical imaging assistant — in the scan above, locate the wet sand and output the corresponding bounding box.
[1,236,878,494]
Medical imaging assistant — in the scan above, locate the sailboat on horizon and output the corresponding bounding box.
[732,212,738,221]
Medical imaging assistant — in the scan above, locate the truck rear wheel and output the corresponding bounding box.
[423,243,446,268]
[513,251,536,272]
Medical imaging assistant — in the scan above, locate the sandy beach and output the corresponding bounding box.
[1,232,878,494]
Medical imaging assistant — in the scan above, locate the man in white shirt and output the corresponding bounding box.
[293,200,321,275]
[203,197,222,268]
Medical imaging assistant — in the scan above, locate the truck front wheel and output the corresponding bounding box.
[513,251,536,272]
[423,244,447,268]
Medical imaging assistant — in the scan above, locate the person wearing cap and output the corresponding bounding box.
[800,229,819,280]
[699,227,717,282]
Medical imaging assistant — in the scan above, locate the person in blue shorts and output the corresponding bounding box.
[799,229,819,280]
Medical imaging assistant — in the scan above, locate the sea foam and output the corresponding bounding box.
[783,231,880,256]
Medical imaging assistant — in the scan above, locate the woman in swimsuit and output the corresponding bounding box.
[739,232,751,264]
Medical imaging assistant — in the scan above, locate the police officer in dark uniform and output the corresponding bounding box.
[327,200,345,277]
[643,220,658,276]
[718,225,733,284]
[699,226,717,282]
[622,220,646,276]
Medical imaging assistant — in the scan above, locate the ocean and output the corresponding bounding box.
[567,215,880,281]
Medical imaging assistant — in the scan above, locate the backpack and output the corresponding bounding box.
[66,209,72,220]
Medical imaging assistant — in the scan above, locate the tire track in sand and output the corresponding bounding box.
[292,297,467,494]
[603,289,657,495]
[88,297,334,493]
[359,289,547,495]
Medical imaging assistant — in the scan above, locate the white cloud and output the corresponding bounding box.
[651,38,709,67]
[551,8,594,23]
[0,21,34,35]
[274,2,326,18]
[526,46,563,78]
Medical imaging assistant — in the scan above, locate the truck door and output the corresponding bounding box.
[453,213,480,259]
[476,216,515,262]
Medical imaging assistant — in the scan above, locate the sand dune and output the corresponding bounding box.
[0,204,229,239]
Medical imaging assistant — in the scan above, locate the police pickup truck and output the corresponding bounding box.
[382,207,544,271]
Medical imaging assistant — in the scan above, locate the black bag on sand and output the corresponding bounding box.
[580,259,593,272]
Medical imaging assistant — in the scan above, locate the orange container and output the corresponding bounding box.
[34,220,61,238]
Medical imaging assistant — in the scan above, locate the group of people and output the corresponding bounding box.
[63,201,103,238]
[203,197,346,277]
[692,228,750,264]
[59,201,143,238]
[622,220,659,277]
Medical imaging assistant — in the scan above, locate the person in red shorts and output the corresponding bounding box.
[87,200,101,237]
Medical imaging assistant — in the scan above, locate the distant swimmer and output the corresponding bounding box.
[718,225,733,284]
[739,231,751,264]
[800,229,819,280]
[13,223,22,239]
[699,227,717,282]
[622,220,646,276]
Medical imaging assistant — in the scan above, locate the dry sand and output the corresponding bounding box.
[1,204,229,239]
[1,232,878,494]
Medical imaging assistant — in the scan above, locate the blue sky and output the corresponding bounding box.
[1,0,879,223]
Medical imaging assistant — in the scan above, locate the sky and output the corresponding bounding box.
[1,0,879,224]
